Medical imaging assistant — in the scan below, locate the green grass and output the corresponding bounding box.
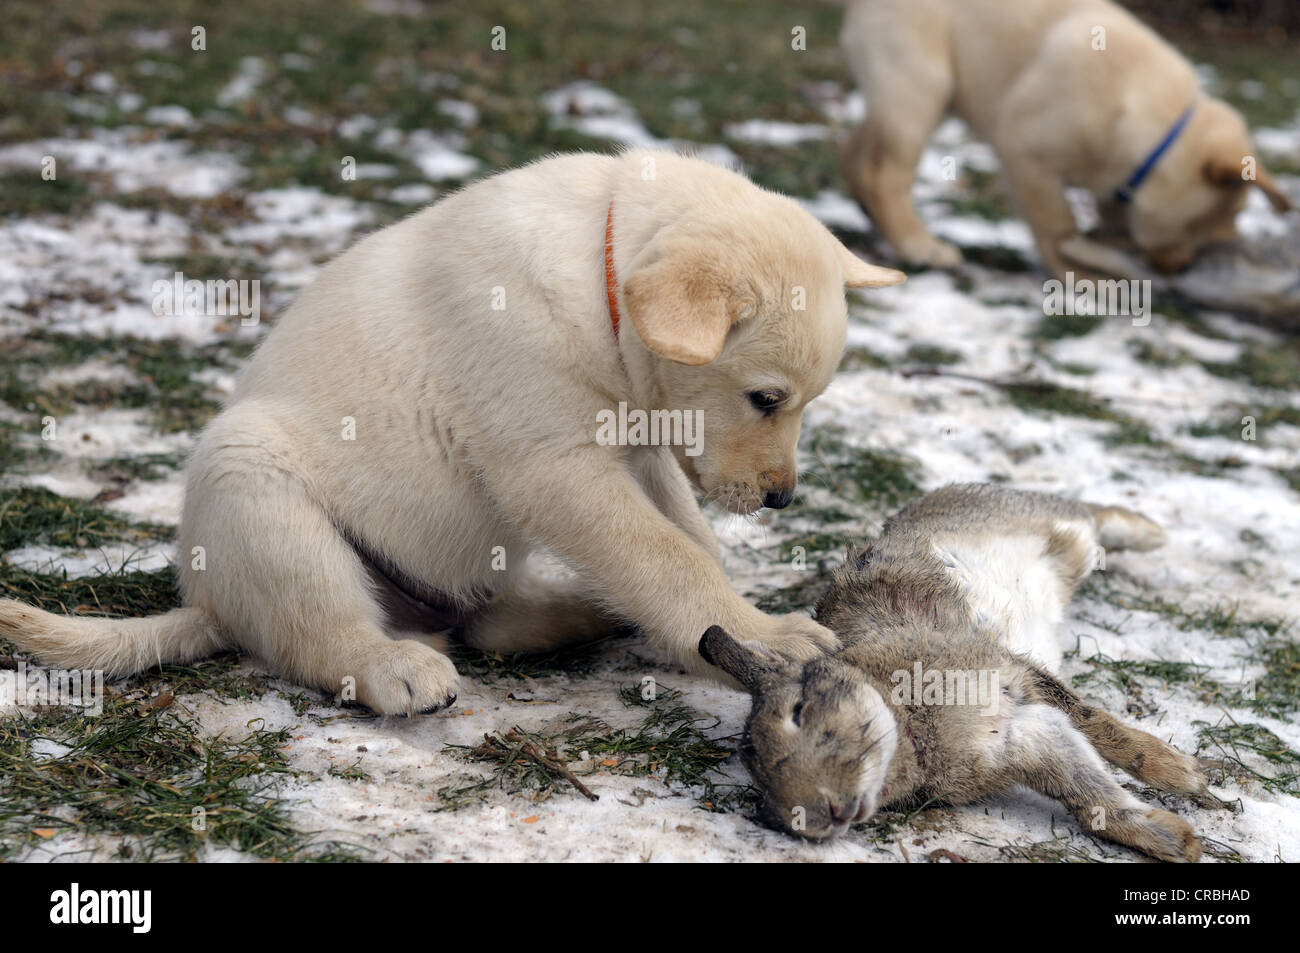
[753,571,836,614]
[1197,720,1300,797]
[437,686,745,812]
[795,424,923,514]
[0,695,362,861]
[1033,313,1105,343]
[85,452,187,484]
[0,486,171,554]
[0,171,93,219]
[0,0,850,201]
[1187,404,1300,443]
[2,0,1297,862]
[838,345,892,372]
[904,343,963,366]
[446,640,613,684]
[1204,342,1300,392]
[994,379,1163,448]
[0,332,247,450]
[0,640,351,861]
[1070,652,1224,703]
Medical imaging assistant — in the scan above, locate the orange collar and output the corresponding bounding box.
[604,202,620,338]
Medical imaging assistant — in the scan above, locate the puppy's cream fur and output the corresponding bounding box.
[839,0,1291,277]
[0,150,904,715]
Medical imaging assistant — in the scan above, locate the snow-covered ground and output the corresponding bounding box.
[2,72,1298,863]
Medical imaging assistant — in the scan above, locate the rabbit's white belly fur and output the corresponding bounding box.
[930,529,1085,672]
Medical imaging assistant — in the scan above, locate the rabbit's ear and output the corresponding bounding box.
[698,626,783,691]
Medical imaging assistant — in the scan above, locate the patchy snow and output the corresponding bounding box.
[370,127,479,181]
[388,182,437,205]
[797,190,872,233]
[1,71,1298,866]
[142,105,197,129]
[216,56,268,108]
[725,119,829,146]
[542,81,742,170]
[6,542,177,578]
[438,99,479,128]
[0,129,245,199]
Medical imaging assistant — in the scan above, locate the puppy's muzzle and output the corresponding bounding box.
[763,487,794,509]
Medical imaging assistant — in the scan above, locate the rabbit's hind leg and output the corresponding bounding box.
[1086,503,1167,552]
[1006,704,1201,862]
[1027,667,1206,795]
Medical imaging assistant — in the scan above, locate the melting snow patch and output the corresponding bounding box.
[724,119,829,146]
[227,187,373,247]
[541,81,741,169]
[216,56,268,108]
[0,129,243,198]
[797,190,871,233]
[5,542,177,578]
[388,182,437,205]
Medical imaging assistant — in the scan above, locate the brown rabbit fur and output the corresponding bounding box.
[699,483,1207,862]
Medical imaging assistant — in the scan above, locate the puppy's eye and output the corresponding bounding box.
[747,390,785,413]
[791,701,804,726]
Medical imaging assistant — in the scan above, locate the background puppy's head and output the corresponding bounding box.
[1128,98,1291,272]
[623,186,904,514]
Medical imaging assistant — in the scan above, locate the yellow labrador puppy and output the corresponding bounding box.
[0,150,904,715]
[839,0,1291,277]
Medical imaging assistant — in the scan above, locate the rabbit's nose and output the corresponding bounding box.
[828,797,861,823]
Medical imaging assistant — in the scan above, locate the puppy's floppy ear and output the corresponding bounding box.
[1252,166,1292,213]
[623,252,756,366]
[699,625,784,691]
[835,242,906,289]
[1203,155,1292,213]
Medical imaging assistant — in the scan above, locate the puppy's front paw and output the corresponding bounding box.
[753,614,839,664]
[354,641,460,716]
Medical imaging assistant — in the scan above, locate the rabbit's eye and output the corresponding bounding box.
[791,701,804,726]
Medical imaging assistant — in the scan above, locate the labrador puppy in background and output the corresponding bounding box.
[0,150,905,715]
[839,0,1292,278]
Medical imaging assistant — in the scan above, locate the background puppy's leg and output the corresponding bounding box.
[840,2,960,268]
[181,428,459,716]
[1006,704,1202,862]
[996,147,1084,280]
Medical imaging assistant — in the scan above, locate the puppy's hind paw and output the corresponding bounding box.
[354,641,460,716]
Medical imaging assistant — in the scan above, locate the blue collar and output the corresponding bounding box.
[1114,105,1195,204]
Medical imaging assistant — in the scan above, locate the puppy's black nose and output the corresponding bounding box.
[763,488,794,510]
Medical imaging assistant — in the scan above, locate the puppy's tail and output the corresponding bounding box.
[0,599,228,675]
